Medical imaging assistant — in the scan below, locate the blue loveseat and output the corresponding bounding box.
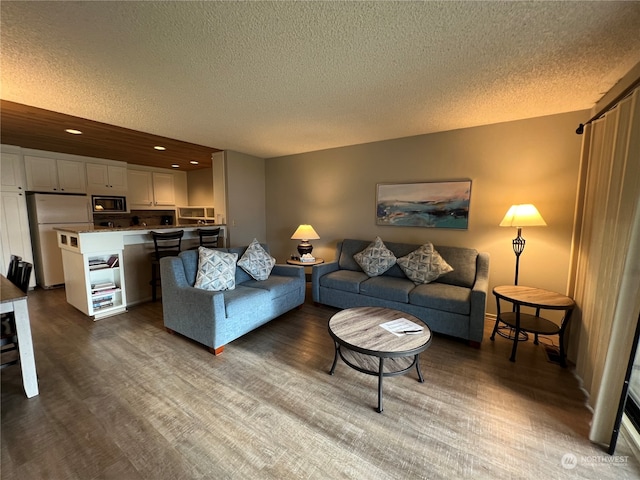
[312,239,490,345]
[160,245,305,354]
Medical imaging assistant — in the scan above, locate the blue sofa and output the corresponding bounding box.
[160,245,305,354]
[312,239,490,345]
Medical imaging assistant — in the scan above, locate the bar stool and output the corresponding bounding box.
[149,230,183,302]
[188,228,221,250]
[194,227,221,249]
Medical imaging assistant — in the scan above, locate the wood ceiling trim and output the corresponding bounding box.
[0,100,220,171]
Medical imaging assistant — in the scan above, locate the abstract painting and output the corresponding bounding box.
[376,180,471,229]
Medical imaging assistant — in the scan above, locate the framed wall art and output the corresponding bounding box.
[376,180,471,229]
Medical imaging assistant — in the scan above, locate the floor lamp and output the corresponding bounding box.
[499,204,547,285]
[498,204,547,339]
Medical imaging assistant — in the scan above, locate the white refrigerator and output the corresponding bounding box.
[27,193,94,288]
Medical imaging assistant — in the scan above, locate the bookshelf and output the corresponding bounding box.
[58,229,128,320]
[87,252,126,318]
[59,246,127,320]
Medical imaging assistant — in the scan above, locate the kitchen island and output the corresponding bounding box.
[56,224,226,319]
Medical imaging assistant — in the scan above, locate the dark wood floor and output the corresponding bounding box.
[2,286,639,479]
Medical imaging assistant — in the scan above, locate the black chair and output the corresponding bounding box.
[13,261,32,294]
[197,228,221,248]
[1,259,33,369]
[149,230,183,302]
[1,255,22,339]
[6,254,22,285]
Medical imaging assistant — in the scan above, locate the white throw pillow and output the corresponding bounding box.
[237,239,276,281]
[353,236,397,277]
[397,243,453,284]
[194,247,238,291]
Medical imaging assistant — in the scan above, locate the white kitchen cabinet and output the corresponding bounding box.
[0,190,35,288]
[0,152,26,192]
[57,159,86,193]
[86,163,128,194]
[152,172,175,206]
[106,165,127,192]
[24,156,86,193]
[24,155,58,192]
[127,169,176,208]
[127,170,154,207]
[177,206,216,222]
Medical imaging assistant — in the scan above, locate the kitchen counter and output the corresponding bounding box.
[55,223,226,234]
[55,224,227,318]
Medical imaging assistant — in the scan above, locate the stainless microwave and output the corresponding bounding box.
[92,195,127,213]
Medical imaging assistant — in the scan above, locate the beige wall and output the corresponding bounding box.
[186,167,214,206]
[173,170,188,207]
[212,151,227,225]
[226,150,267,247]
[265,110,588,314]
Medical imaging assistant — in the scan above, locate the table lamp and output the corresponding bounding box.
[499,204,547,285]
[291,224,320,257]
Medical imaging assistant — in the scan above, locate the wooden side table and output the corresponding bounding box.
[490,285,575,366]
[286,258,324,267]
[286,258,323,282]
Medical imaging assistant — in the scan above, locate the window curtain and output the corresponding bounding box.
[569,87,640,446]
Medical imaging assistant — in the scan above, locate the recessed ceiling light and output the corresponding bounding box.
[65,129,82,135]
[154,146,166,151]
[190,161,199,165]
[171,164,180,168]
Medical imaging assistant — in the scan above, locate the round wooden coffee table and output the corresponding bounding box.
[328,306,432,413]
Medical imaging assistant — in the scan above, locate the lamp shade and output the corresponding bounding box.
[499,204,547,228]
[291,224,320,240]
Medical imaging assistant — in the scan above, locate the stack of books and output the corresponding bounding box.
[89,259,109,270]
[91,281,117,310]
[88,255,119,270]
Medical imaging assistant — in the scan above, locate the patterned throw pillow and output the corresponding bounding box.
[237,239,276,281]
[397,243,454,284]
[194,247,238,291]
[353,236,397,277]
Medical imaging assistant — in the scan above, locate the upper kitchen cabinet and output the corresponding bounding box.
[86,163,128,195]
[127,169,181,209]
[57,160,86,193]
[24,155,86,193]
[0,151,26,192]
[24,156,56,192]
[152,172,175,206]
[127,169,154,207]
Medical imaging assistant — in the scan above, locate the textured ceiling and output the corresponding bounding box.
[2,1,640,159]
